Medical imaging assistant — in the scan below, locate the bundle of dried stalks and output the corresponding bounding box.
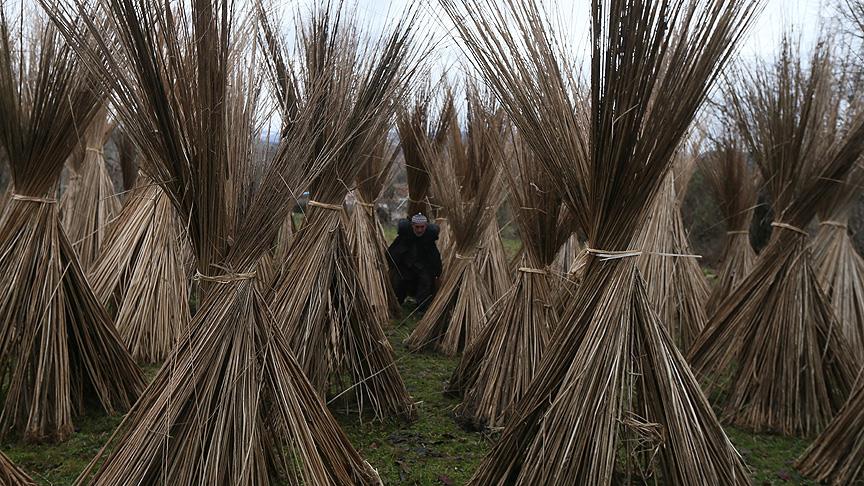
[444,0,758,482]
[48,0,387,482]
[256,209,294,289]
[87,173,190,364]
[552,233,588,313]
[634,149,710,352]
[266,2,419,422]
[404,88,505,355]
[0,452,33,485]
[477,218,511,300]
[796,368,864,484]
[397,83,454,218]
[703,135,758,315]
[552,232,581,276]
[549,213,584,312]
[689,38,862,437]
[0,9,144,443]
[447,134,568,430]
[810,164,864,361]
[60,108,121,269]
[347,131,401,323]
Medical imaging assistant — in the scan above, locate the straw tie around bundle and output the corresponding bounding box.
[10,194,57,204]
[308,200,343,211]
[193,269,257,284]
[518,267,547,275]
[585,247,702,261]
[772,222,809,236]
[820,220,848,229]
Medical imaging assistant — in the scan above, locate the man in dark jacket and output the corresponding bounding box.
[387,213,442,312]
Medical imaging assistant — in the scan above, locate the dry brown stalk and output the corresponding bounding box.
[46,0,389,482]
[702,135,758,315]
[60,108,121,270]
[796,368,864,484]
[689,38,863,437]
[256,209,294,291]
[397,83,455,218]
[634,152,711,352]
[347,131,402,323]
[447,134,569,430]
[792,6,864,482]
[0,451,34,485]
[266,2,419,422]
[87,173,190,364]
[552,232,581,276]
[477,218,512,300]
[0,8,144,444]
[808,159,864,361]
[403,87,506,356]
[549,214,585,313]
[444,0,758,483]
[813,217,864,361]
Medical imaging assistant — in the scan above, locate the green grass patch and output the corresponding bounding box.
[725,427,814,485]
[337,312,488,484]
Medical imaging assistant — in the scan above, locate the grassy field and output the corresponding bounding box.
[0,231,816,484]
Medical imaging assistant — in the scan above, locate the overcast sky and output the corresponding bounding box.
[266,0,837,136]
[313,0,832,59]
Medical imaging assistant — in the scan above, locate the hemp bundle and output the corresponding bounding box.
[444,0,757,483]
[549,216,585,312]
[0,10,144,443]
[689,39,862,437]
[266,3,418,422]
[0,452,33,485]
[634,150,710,352]
[397,84,454,218]
[404,89,505,356]
[347,132,401,324]
[552,232,581,276]
[60,108,121,270]
[447,135,568,430]
[256,209,294,289]
[811,164,864,360]
[48,1,385,482]
[796,368,864,484]
[703,135,758,315]
[87,173,190,364]
[477,218,512,300]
